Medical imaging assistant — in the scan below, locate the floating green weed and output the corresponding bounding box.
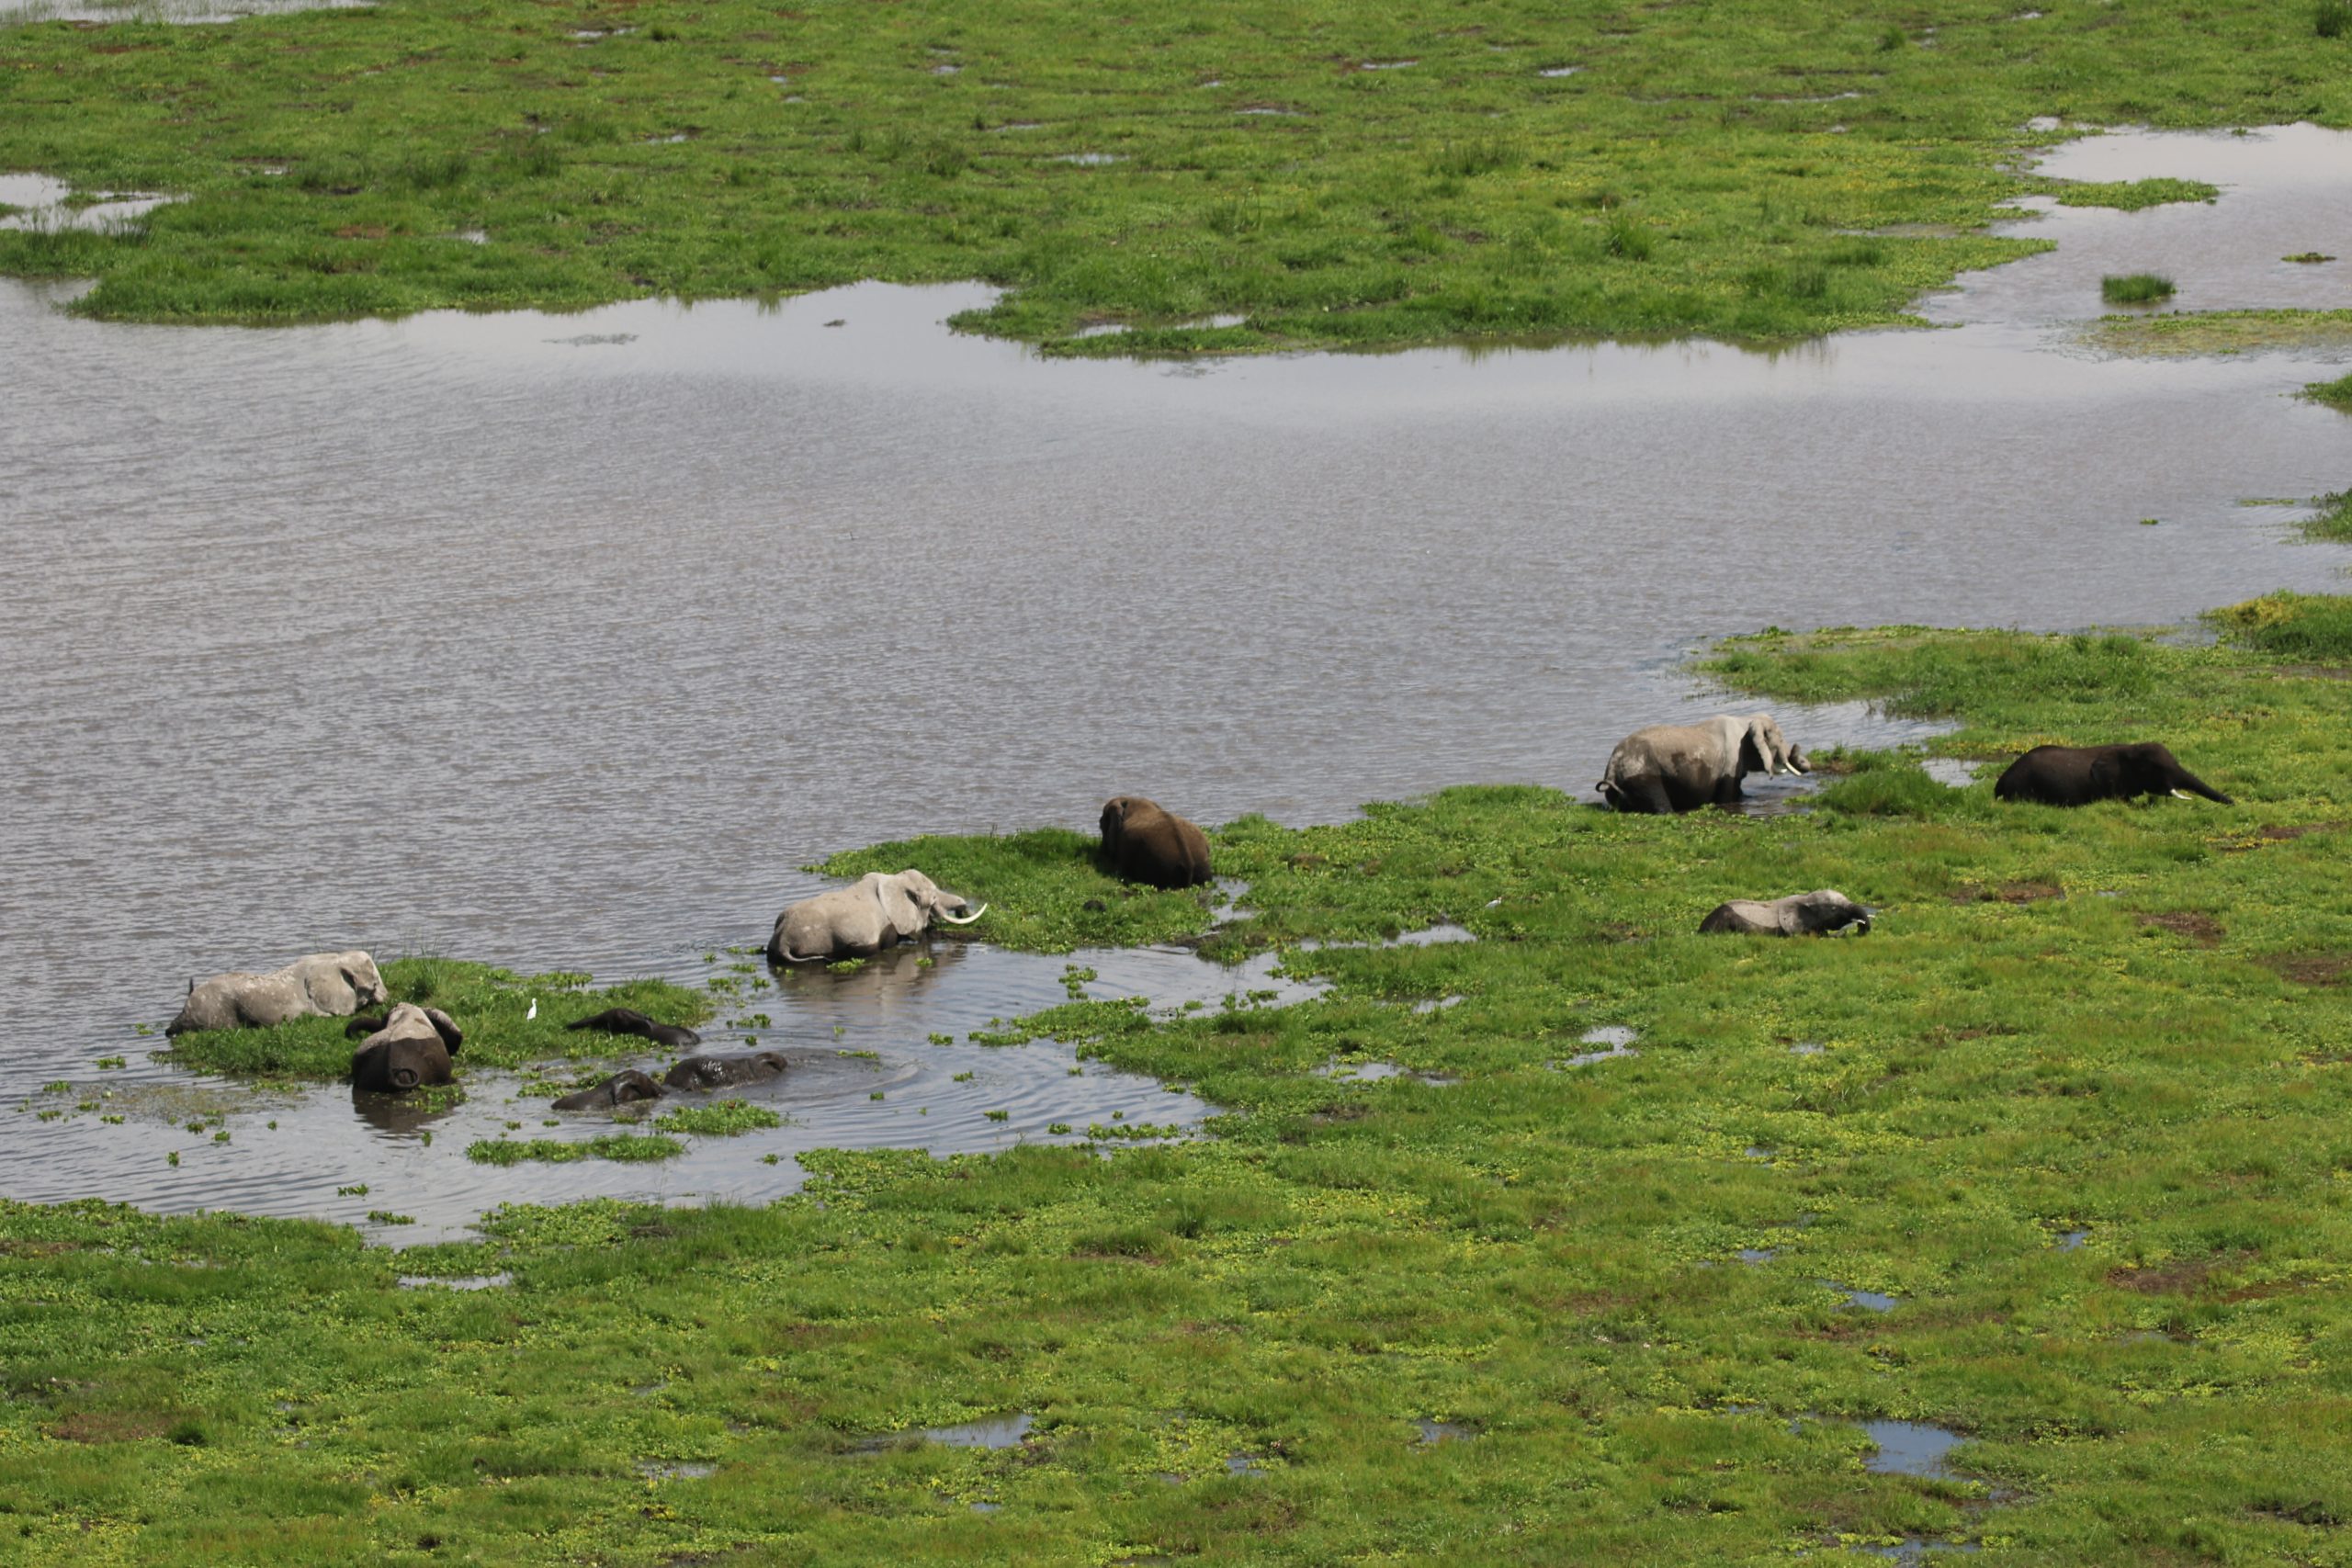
[651,1100,782,1136]
[2052,177,2218,210]
[2089,306,2352,355]
[2100,272,2176,304]
[2301,370,2352,412]
[466,1134,684,1165]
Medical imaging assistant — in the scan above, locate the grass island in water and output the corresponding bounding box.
[0,0,2348,348]
[5,595,2352,1562]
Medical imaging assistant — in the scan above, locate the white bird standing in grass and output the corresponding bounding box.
[526,998,537,1021]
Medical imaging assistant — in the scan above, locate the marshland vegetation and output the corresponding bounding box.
[0,0,2347,347]
[6,599,2352,1562]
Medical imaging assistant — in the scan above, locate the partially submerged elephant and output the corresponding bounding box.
[553,1069,666,1111]
[1700,889,1871,936]
[1100,795,1213,888]
[168,951,388,1036]
[552,1052,787,1111]
[1598,715,1810,815]
[769,870,984,964]
[350,1002,463,1092]
[663,1051,788,1091]
[567,1007,702,1051]
[1993,742,2232,807]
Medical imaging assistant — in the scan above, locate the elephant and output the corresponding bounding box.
[1699,889,1872,936]
[768,870,985,964]
[1992,742,2232,807]
[1598,715,1810,815]
[1099,795,1213,888]
[663,1050,789,1091]
[566,1007,702,1050]
[553,1069,666,1111]
[350,1002,463,1092]
[167,951,387,1036]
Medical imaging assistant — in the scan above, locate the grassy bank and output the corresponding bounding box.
[6,596,2351,1563]
[160,956,711,1077]
[0,0,2346,345]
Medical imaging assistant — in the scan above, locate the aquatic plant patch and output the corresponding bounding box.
[2301,370,2352,412]
[2088,306,2352,355]
[651,1099,783,1136]
[162,956,710,1077]
[2099,272,2174,304]
[6,598,2352,1562]
[464,1132,684,1164]
[2048,176,2218,210]
[1,0,2347,347]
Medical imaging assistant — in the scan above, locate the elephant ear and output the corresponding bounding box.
[1736,722,1767,776]
[876,874,927,939]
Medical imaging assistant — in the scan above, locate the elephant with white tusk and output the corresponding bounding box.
[1699,889,1872,936]
[1598,714,1811,815]
[767,870,985,964]
[168,951,388,1036]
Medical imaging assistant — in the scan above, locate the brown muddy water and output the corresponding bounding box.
[3,126,2348,1238]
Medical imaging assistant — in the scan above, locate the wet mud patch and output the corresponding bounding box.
[2138,911,2223,944]
[2264,953,2352,987]
[2220,820,2345,851]
[1951,880,2064,904]
[2107,1251,2247,1295]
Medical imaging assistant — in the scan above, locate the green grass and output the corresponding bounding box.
[2049,176,2218,210]
[2301,369,2352,410]
[652,1099,784,1136]
[0,0,2346,347]
[2209,588,2352,655]
[2099,272,2175,304]
[464,1133,685,1165]
[161,956,711,1078]
[9,600,2352,1561]
[2089,306,2352,355]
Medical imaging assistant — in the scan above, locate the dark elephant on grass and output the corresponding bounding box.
[1993,743,2232,807]
[1100,796,1212,888]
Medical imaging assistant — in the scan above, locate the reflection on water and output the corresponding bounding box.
[2,127,2349,1231]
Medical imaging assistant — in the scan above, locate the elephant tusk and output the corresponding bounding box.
[2170,789,2194,801]
[937,903,988,926]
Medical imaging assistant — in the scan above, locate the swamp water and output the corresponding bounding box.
[3,126,2349,1236]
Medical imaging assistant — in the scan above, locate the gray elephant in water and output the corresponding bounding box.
[168,951,387,1035]
[768,870,985,964]
[1599,714,1811,814]
[553,1069,666,1111]
[1699,889,1871,936]
[664,1051,789,1090]
[350,1002,463,1092]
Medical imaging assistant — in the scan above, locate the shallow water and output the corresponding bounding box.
[1860,1418,1967,1478]
[4,127,2349,1232]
